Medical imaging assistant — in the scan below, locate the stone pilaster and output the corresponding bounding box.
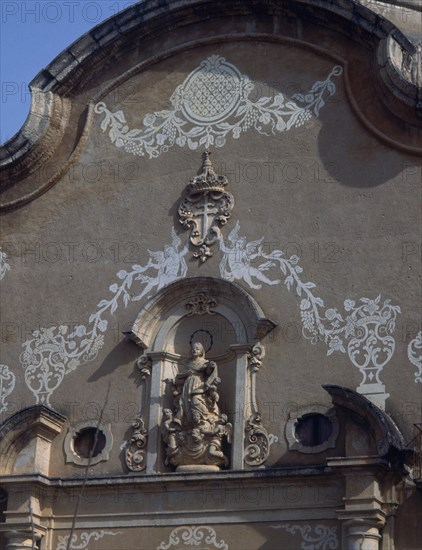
[328,458,390,550]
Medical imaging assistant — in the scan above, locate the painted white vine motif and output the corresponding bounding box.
[0,248,10,281]
[408,331,422,383]
[0,365,16,414]
[157,526,228,550]
[95,55,342,158]
[271,523,338,550]
[219,223,401,393]
[57,530,120,550]
[20,229,188,405]
[19,221,401,406]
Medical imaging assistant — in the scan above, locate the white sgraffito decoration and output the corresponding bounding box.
[19,221,401,408]
[95,55,342,158]
[219,222,400,405]
[0,248,10,281]
[57,531,121,550]
[157,526,228,550]
[219,221,281,289]
[408,331,422,383]
[0,251,14,413]
[0,365,16,414]
[271,523,338,550]
[20,229,188,406]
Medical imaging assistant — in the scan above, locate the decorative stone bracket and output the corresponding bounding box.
[244,344,278,466]
[125,417,148,472]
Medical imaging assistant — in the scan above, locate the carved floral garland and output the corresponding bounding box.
[271,523,338,550]
[95,56,342,158]
[57,531,120,550]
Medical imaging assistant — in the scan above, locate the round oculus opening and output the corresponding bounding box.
[295,413,333,447]
[73,427,106,459]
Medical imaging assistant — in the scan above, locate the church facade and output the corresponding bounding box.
[0,1,421,549]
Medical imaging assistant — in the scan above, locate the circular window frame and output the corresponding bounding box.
[285,404,339,454]
[64,421,113,466]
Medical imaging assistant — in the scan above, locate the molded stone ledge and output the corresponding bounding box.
[47,50,80,82]
[0,465,333,488]
[68,33,100,64]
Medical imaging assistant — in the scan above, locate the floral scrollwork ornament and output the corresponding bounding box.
[244,412,277,466]
[0,364,16,413]
[408,331,422,383]
[125,417,148,472]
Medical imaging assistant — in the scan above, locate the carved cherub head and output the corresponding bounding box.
[163,408,173,420]
[192,411,202,425]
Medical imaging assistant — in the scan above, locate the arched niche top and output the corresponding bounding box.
[129,276,276,352]
[323,384,412,465]
[0,405,66,475]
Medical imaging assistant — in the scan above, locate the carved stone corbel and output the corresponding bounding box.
[244,344,278,466]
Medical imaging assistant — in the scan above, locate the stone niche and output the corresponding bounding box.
[127,276,276,474]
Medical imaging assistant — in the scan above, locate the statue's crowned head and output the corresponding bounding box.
[191,341,205,358]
